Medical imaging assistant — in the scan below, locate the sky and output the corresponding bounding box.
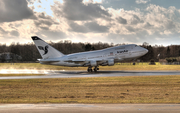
[0,0,180,46]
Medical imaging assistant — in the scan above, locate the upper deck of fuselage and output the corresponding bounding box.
[64,44,137,57]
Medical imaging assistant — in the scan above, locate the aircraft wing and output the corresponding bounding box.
[64,58,121,65]
[64,60,86,64]
[38,59,60,63]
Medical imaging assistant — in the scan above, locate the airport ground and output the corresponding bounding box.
[1,75,180,104]
[1,63,180,112]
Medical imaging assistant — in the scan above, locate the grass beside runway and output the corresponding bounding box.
[1,63,180,71]
[0,75,180,103]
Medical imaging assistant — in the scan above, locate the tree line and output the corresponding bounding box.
[0,41,180,62]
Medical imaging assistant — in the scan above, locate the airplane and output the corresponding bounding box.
[32,36,148,72]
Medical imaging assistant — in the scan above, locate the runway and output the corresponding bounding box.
[1,70,180,80]
[0,104,180,113]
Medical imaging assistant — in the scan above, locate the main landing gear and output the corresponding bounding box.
[87,66,99,72]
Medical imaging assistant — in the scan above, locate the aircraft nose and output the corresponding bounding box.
[140,47,148,55]
[143,48,148,54]
[145,49,148,54]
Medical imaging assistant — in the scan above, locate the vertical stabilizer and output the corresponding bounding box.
[31,36,64,59]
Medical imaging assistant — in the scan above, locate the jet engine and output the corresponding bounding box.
[101,59,114,66]
[90,60,97,66]
[107,59,114,66]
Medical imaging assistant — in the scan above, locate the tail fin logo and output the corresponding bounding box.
[38,45,49,55]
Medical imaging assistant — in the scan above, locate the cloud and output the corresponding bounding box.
[37,12,52,20]
[116,17,127,24]
[36,30,67,41]
[34,20,53,27]
[165,20,176,29]
[145,4,180,33]
[130,15,144,25]
[143,22,153,28]
[69,21,109,33]
[126,26,136,32]
[34,19,53,30]
[33,13,59,31]
[136,0,150,4]
[85,21,109,33]
[69,22,88,33]
[0,27,8,34]
[103,3,180,45]
[0,0,35,23]
[1,0,180,46]
[54,0,111,21]
[10,31,20,37]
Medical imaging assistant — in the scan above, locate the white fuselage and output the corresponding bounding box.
[40,44,148,67]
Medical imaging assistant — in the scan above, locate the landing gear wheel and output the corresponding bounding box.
[93,66,99,72]
[90,69,93,72]
[87,69,90,72]
[87,66,99,72]
[87,67,93,72]
[94,68,97,72]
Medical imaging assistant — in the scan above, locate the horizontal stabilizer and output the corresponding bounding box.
[38,59,60,64]
[39,59,60,62]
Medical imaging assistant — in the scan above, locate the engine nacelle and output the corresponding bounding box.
[101,59,114,66]
[101,63,108,66]
[107,59,114,66]
[90,60,97,66]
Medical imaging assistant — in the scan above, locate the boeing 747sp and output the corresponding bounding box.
[32,36,148,72]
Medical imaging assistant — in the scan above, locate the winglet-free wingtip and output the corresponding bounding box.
[31,36,41,40]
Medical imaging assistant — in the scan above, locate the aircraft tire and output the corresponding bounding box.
[87,68,90,72]
[87,68,93,72]
[90,69,93,72]
[94,69,97,72]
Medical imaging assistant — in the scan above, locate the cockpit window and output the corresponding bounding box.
[135,45,137,47]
